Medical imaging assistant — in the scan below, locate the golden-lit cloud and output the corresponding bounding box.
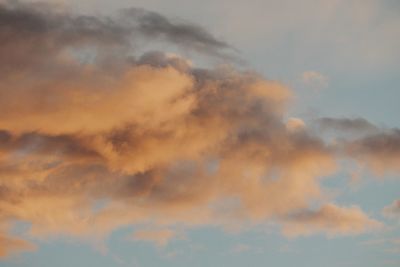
[0,234,36,258]
[0,1,391,257]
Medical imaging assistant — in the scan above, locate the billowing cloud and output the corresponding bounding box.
[0,1,386,258]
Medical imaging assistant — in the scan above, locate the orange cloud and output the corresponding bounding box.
[0,234,35,258]
[0,2,386,258]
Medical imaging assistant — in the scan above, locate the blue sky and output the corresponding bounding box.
[0,1,399,267]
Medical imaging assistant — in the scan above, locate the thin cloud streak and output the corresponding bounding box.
[283,204,382,237]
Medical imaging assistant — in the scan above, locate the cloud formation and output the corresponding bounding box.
[314,117,400,175]
[283,204,382,237]
[0,234,35,258]
[383,200,400,220]
[344,129,400,175]
[0,1,389,257]
[122,8,235,58]
[316,117,379,134]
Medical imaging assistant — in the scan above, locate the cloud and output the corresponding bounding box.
[208,0,400,68]
[283,204,382,237]
[312,117,400,175]
[0,234,36,258]
[383,200,400,220]
[286,117,306,132]
[301,71,328,90]
[132,229,176,246]
[0,1,386,257]
[0,1,235,71]
[344,129,400,175]
[121,8,236,59]
[316,117,379,134]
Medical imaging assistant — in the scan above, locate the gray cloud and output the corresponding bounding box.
[122,8,236,59]
[315,117,379,134]
[383,200,400,219]
[283,204,382,237]
[312,117,400,174]
[0,1,236,75]
[344,129,400,174]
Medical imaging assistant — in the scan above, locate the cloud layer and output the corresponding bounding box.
[0,1,396,257]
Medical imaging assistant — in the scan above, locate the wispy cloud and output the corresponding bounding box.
[0,234,36,258]
[283,204,382,237]
[121,8,236,59]
[383,200,400,220]
[132,229,176,246]
[301,71,329,90]
[316,117,379,134]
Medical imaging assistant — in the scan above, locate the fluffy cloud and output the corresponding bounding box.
[0,1,386,257]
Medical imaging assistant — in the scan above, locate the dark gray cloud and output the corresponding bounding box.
[344,129,400,173]
[311,116,400,174]
[0,1,235,74]
[310,115,400,174]
[347,129,400,155]
[122,8,235,59]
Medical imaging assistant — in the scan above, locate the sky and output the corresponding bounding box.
[0,0,399,266]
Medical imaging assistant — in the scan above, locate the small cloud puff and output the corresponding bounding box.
[301,71,329,90]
